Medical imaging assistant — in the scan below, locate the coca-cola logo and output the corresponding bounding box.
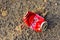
[30,15,39,30]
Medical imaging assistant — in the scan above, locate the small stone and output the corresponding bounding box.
[55,3,57,6]
[2,10,7,17]
[43,0,47,2]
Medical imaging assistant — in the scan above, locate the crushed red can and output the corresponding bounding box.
[23,11,47,32]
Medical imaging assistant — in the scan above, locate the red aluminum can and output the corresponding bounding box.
[23,11,47,32]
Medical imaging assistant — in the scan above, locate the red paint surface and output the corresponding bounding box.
[23,11,45,32]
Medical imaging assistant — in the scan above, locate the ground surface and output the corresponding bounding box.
[0,0,60,40]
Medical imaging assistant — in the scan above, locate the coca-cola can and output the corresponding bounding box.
[23,11,47,32]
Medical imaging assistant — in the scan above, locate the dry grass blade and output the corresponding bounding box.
[15,24,22,34]
[11,0,15,2]
[42,9,48,17]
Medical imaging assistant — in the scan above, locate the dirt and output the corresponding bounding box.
[0,0,60,40]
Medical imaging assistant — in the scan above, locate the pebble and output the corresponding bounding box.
[55,3,57,6]
[1,10,7,17]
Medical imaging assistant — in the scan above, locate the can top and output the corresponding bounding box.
[41,21,47,32]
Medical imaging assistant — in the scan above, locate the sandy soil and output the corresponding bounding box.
[0,0,60,40]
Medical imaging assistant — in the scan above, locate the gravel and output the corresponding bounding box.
[0,0,60,40]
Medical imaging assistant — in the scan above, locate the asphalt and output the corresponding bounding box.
[0,0,60,40]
